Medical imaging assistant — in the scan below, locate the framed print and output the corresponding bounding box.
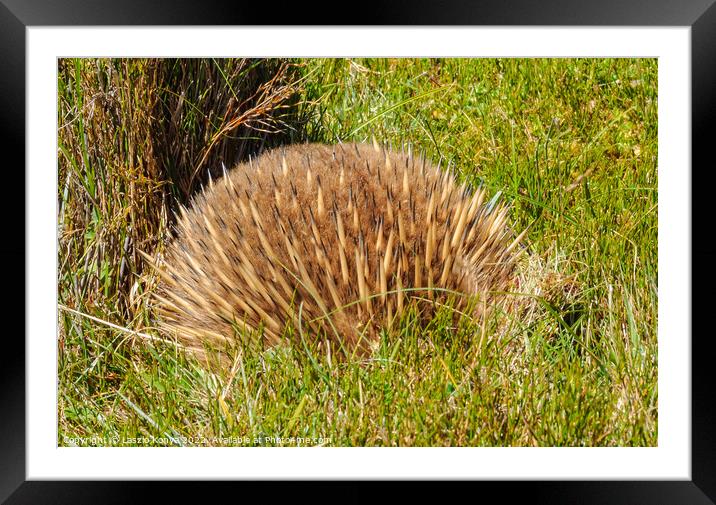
[7,0,716,502]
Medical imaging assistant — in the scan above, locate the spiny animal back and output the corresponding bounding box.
[154,142,523,359]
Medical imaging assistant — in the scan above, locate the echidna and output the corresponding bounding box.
[149,142,525,362]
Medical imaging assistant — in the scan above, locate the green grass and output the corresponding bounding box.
[58,58,657,447]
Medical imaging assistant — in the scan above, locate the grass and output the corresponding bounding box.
[58,57,657,447]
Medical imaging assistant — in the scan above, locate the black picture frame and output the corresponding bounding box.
[5,0,715,503]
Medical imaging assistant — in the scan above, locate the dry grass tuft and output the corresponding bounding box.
[57,58,305,324]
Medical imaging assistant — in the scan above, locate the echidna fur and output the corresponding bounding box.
[148,142,526,362]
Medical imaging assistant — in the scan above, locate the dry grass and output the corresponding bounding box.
[58,58,305,323]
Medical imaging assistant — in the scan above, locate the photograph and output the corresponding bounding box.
[57,57,658,448]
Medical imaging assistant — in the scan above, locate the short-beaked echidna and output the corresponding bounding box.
[150,142,525,361]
